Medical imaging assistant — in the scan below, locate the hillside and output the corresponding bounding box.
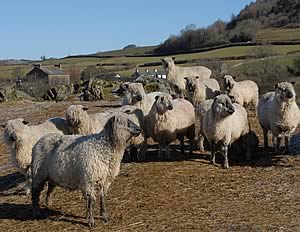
[155,0,300,54]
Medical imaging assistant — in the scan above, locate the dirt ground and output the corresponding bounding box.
[0,99,299,232]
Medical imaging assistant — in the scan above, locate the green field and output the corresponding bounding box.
[257,28,300,42]
[1,43,300,83]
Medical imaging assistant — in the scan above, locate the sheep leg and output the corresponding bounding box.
[25,168,32,195]
[178,135,185,154]
[138,140,148,162]
[222,145,229,169]
[210,142,216,165]
[166,144,171,160]
[198,133,205,152]
[284,136,289,154]
[32,179,46,218]
[45,181,56,208]
[276,137,282,153]
[86,194,95,227]
[158,144,164,160]
[100,188,110,223]
[262,128,269,149]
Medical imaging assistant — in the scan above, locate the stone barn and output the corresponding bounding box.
[23,64,70,97]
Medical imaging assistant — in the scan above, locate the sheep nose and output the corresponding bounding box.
[287,93,293,98]
[136,95,143,101]
[168,104,173,110]
[228,108,235,114]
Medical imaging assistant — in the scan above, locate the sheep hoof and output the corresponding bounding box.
[33,209,42,219]
[88,218,95,227]
[223,163,229,169]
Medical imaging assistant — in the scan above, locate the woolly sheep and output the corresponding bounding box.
[112,82,161,116]
[258,81,300,152]
[161,57,211,97]
[65,104,145,161]
[185,76,220,108]
[195,99,214,151]
[65,105,112,135]
[223,75,259,111]
[203,94,252,169]
[31,112,141,227]
[145,93,195,160]
[2,117,69,194]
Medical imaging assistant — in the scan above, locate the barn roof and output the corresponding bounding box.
[39,66,67,75]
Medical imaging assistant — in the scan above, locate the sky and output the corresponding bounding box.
[0,0,253,60]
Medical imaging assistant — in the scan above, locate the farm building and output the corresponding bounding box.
[25,64,70,87]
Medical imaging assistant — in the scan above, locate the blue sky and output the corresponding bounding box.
[0,0,253,60]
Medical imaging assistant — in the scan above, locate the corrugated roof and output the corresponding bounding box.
[40,66,67,75]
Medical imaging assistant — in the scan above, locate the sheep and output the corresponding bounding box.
[185,76,220,108]
[195,99,214,151]
[2,117,69,194]
[65,105,112,135]
[145,93,195,160]
[258,81,300,152]
[31,112,141,227]
[65,104,145,161]
[203,94,252,169]
[222,75,259,111]
[161,57,211,97]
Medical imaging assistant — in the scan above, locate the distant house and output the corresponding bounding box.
[25,64,70,87]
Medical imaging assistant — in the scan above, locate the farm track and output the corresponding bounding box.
[0,100,299,231]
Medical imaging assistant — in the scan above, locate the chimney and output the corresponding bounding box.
[54,63,62,69]
[33,63,41,69]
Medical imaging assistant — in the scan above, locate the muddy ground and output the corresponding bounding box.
[0,99,299,232]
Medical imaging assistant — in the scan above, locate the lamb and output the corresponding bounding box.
[2,117,69,194]
[185,76,220,108]
[223,75,259,111]
[65,105,112,135]
[161,57,211,97]
[145,93,195,160]
[31,112,141,227]
[258,81,300,152]
[203,94,252,169]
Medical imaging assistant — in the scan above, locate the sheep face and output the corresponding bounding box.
[107,113,141,143]
[111,82,130,96]
[212,94,235,117]
[161,57,175,73]
[275,82,296,101]
[65,105,88,128]
[184,76,199,92]
[125,83,145,105]
[223,75,235,92]
[3,118,29,145]
[155,93,173,114]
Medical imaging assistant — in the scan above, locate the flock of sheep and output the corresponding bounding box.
[2,57,300,227]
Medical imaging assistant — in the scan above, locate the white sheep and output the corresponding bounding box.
[145,93,195,160]
[65,104,145,161]
[185,76,220,107]
[195,99,214,151]
[65,105,112,135]
[223,75,259,111]
[203,94,252,169]
[2,117,69,194]
[258,81,300,152]
[161,57,211,97]
[31,112,141,227]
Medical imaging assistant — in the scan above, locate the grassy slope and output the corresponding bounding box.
[257,28,300,42]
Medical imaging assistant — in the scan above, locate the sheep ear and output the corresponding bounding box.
[22,120,29,125]
[275,83,278,89]
[155,95,160,101]
[124,109,131,114]
[229,95,235,102]
[195,76,200,79]
[213,97,217,102]
[1,122,7,128]
[184,77,188,80]
[172,57,175,61]
[123,83,129,89]
[82,106,89,111]
[233,76,237,80]
[215,90,221,96]
[290,81,296,86]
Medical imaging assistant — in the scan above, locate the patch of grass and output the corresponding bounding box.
[257,28,300,42]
